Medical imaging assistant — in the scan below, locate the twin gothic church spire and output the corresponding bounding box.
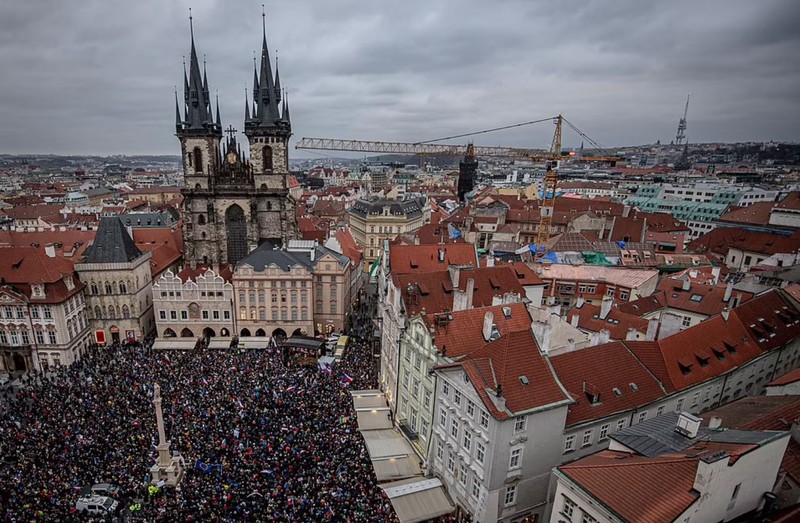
[176,9,290,138]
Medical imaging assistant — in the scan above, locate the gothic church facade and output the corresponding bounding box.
[177,15,298,267]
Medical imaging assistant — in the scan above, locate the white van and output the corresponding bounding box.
[75,495,118,515]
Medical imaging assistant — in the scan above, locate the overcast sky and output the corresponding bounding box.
[1,0,799,156]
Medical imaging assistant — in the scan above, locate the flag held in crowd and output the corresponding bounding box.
[195,461,221,474]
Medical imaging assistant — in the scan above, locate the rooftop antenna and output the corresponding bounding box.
[189,8,194,40]
[675,93,690,145]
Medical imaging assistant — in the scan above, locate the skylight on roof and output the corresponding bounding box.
[690,294,703,302]
[612,387,622,397]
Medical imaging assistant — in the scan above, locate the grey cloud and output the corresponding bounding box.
[0,0,798,156]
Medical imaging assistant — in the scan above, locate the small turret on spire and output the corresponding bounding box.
[174,89,183,133]
[180,9,219,135]
[274,52,282,104]
[215,93,221,128]
[244,88,251,121]
[282,88,291,125]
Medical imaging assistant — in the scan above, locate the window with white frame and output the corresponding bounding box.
[463,430,472,452]
[564,435,576,453]
[466,399,475,417]
[439,408,447,428]
[637,411,647,424]
[458,465,467,487]
[616,419,626,431]
[453,390,462,406]
[504,485,517,506]
[480,410,489,429]
[514,415,527,433]
[436,439,444,460]
[423,389,432,409]
[159,311,166,320]
[582,512,599,523]
[599,424,610,441]
[509,447,523,469]
[581,429,593,447]
[447,451,455,473]
[562,496,577,519]
[181,310,188,320]
[412,379,420,398]
[657,405,665,416]
[471,478,480,500]
[442,381,450,397]
[476,441,485,464]
[450,418,459,440]
[676,398,685,411]
[420,419,429,440]
[682,315,692,327]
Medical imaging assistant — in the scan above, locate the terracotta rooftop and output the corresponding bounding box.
[438,330,570,420]
[717,201,774,226]
[686,227,800,257]
[566,301,650,340]
[560,450,700,523]
[550,341,665,427]
[430,302,532,360]
[656,278,754,317]
[395,266,526,321]
[389,243,477,275]
[617,292,666,317]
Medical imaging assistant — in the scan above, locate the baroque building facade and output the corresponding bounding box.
[178,15,297,267]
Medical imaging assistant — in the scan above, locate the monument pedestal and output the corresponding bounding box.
[148,385,184,487]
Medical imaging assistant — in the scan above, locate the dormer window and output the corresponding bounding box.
[31,284,45,298]
[64,276,74,291]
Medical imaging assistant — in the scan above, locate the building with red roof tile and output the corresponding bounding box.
[432,329,571,523]
[389,243,477,275]
[553,412,789,523]
[566,298,653,341]
[0,246,92,373]
[701,395,800,511]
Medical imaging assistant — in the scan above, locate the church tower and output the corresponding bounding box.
[178,12,297,268]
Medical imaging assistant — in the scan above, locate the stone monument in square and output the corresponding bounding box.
[149,383,184,486]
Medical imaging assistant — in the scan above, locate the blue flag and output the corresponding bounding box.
[195,461,222,474]
[448,223,462,239]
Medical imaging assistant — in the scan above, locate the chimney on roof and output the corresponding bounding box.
[600,296,613,320]
[576,296,585,308]
[44,243,56,258]
[486,256,495,268]
[708,416,722,429]
[711,266,721,285]
[723,281,734,303]
[622,205,631,218]
[625,328,638,341]
[449,266,460,288]
[567,338,576,352]
[571,314,579,328]
[732,293,743,309]
[438,247,445,263]
[414,236,420,245]
[681,278,691,291]
[465,278,475,310]
[646,317,659,341]
[720,307,730,321]
[482,311,495,341]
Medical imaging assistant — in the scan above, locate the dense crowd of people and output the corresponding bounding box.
[0,288,442,522]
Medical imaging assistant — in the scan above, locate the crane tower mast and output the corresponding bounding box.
[675,94,690,145]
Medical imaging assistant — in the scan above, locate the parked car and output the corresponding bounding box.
[75,495,118,515]
[90,483,120,498]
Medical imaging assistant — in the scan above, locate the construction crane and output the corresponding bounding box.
[675,93,690,145]
[296,114,618,261]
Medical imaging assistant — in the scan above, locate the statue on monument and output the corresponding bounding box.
[149,383,184,486]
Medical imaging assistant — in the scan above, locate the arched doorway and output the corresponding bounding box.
[180,328,194,338]
[110,326,120,344]
[203,327,216,338]
[292,328,304,336]
[163,328,176,338]
[255,328,266,337]
[220,328,230,337]
[240,328,251,337]
[272,328,287,338]
[225,204,248,265]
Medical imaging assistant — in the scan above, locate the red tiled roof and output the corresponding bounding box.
[656,278,754,317]
[133,228,182,277]
[431,302,532,359]
[608,215,645,243]
[686,227,800,257]
[560,451,700,523]
[717,201,774,226]
[625,314,763,393]
[775,192,800,210]
[335,227,363,266]
[0,230,95,259]
[177,264,233,283]
[617,292,666,317]
[0,247,84,303]
[550,342,665,426]
[395,266,526,321]
[731,289,800,352]
[412,222,466,245]
[6,204,64,221]
[566,302,650,340]
[441,330,569,419]
[389,243,477,275]
[766,368,800,387]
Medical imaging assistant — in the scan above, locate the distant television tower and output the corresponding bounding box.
[675,94,690,145]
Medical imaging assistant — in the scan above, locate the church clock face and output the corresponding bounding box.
[226,151,238,164]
